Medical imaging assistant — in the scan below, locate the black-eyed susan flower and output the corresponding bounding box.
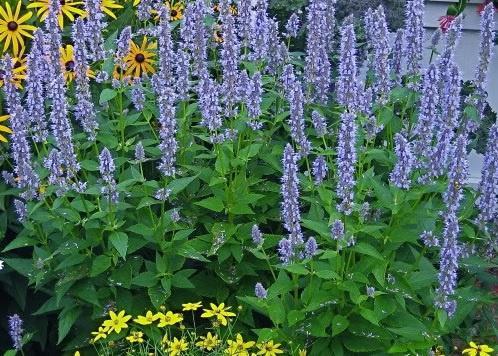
[60,45,94,82]
[101,310,132,334]
[212,2,237,15]
[213,24,223,44]
[225,334,255,356]
[90,326,108,343]
[0,115,12,143]
[0,1,37,55]
[133,311,159,325]
[195,332,220,351]
[462,342,494,356]
[124,37,156,78]
[27,0,85,28]
[125,331,144,344]
[166,337,188,356]
[182,301,202,311]
[201,303,236,326]
[156,311,183,327]
[256,341,284,356]
[100,0,123,19]
[168,1,184,21]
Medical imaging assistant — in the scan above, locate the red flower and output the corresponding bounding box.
[477,0,498,15]
[439,15,456,32]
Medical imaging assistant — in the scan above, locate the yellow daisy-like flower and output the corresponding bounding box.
[102,310,132,334]
[462,342,494,356]
[59,45,94,82]
[225,334,255,356]
[124,37,156,78]
[196,332,221,351]
[213,25,223,44]
[133,310,159,325]
[167,337,189,356]
[152,2,184,22]
[201,303,236,326]
[182,302,202,311]
[0,115,12,143]
[100,0,123,19]
[125,331,144,344]
[212,2,237,16]
[256,341,284,356]
[156,311,183,327]
[0,1,37,55]
[90,326,109,343]
[27,0,85,28]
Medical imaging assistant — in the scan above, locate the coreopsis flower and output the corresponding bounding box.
[90,326,108,342]
[404,0,425,77]
[8,314,23,350]
[0,1,37,55]
[251,224,263,246]
[196,332,220,351]
[249,0,270,62]
[305,237,318,258]
[312,156,328,185]
[256,341,284,356]
[125,331,144,343]
[102,310,132,334]
[305,0,333,103]
[133,311,159,325]
[337,22,359,111]
[181,301,202,311]
[100,0,123,19]
[226,334,255,356]
[167,337,188,356]
[439,14,456,33]
[28,0,85,28]
[391,29,404,84]
[255,282,267,299]
[84,0,107,62]
[0,115,12,143]
[124,37,157,77]
[201,303,236,326]
[390,133,414,189]
[157,311,183,327]
[285,11,301,38]
[462,342,494,356]
[476,124,498,225]
[336,112,357,215]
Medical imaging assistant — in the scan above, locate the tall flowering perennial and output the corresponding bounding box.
[181,0,208,75]
[280,144,304,263]
[246,71,263,122]
[8,314,23,351]
[371,6,391,102]
[115,26,132,65]
[443,134,469,215]
[25,30,48,143]
[73,18,98,141]
[337,22,359,112]
[476,124,498,226]
[390,133,414,189]
[444,15,463,54]
[84,0,107,61]
[236,0,252,45]
[391,29,404,84]
[198,69,222,134]
[404,0,425,77]
[249,0,270,62]
[336,112,357,215]
[285,11,301,38]
[99,148,118,203]
[312,156,328,185]
[304,0,333,103]
[266,19,288,75]
[311,111,327,137]
[175,48,190,100]
[474,3,496,119]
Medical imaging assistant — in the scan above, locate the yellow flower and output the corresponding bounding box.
[124,37,156,78]
[102,310,132,334]
[298,350,307,356]
[213,25,223,44]
[126,331,144,343]
[167,2,184,21]
[0,115,12,143]
[212,2,237,16]
[201,303,236,326]
[134,310,159,325]
[196,332,221,351]
[100,0,123,19]
[0,1,37,55]
[182,302,202,311]
[225,334,255,356]
[74,352,80,356]
[127,0,141,6]
[156,311,183,327]
[167,337,189,356]
[90,326,109,343]
[60,45,94,82]
[256,341,284,356]
[27,0,85,28]
[462,342,494,356]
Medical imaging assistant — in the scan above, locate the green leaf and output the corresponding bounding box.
[195,196,225,212]
[331,315,349,336]
[283,264,310,275]
[167,175,198,195]
[353,243,384,260]
[132,272,158,287]
[109,232,128,258]
[57,307,81,344]
[99,88,117,104]
[90,255,112,277]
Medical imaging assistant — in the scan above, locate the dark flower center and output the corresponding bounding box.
[0,69,5,81]
[60,0,66,5]
[65,60,75,72]
[115,66,123,74]
[135,53,145,63]
[7,21,18,31]
[13,61,22,69]
[171,9,178,17]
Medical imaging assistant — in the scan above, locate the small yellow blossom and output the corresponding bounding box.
[126,331,144,343]
[256,341,284,356]
[462,342,494,356]
[167,337,189,356]
[100,0,123,19]
[182,301,202,311]
[157,311,183,327]
[0,115,12,143]
[74,352,80,356]
[201,303,236,326]
[90,326,108,342]
[298,350,307,356]
[196,332,221,351]
[225,334,255,356]
[102,310,132,334]
[133,310,159,325]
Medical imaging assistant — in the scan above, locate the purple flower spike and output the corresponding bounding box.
[390,133,414,189]
[255,282,268,299]
[336,112,357,215]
